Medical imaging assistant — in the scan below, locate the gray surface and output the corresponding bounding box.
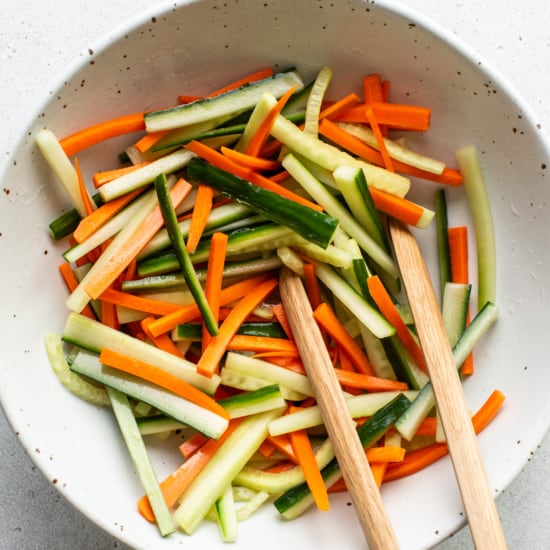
[1,1,549,548]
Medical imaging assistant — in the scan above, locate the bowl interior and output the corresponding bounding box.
[1,0,550,548]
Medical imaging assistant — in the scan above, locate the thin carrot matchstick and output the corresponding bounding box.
[186,184,215,254]
[313,302,375,375]
[196,278,278,377]
[202,232,228,351]
[148,273,273,337]
[73,188,143,243]
[60,111,146,157]
[367,274,427,373]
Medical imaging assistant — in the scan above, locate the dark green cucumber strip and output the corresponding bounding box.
[145,70,304,132]
[273,393,410,517]
[382,336,429,391]
[218,384,285,419]
[137,224,301,277]
[333,165,390,253]
[48,193,103,240]
[173,321,286,342]
[186,157,339,249]
[122,255,282,292]
[154,174,218,336]
[434,188,451,301]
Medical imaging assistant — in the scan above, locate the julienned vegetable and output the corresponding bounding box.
[39,65,504,542]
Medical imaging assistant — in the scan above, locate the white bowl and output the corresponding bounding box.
[1,1,549,549]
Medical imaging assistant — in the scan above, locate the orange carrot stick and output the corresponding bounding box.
[363,74,385,104]
[302,263,322,310]
[74,157,96,216]
[185,139,323,211]
[209,67,274,96]
[470,389,506,434]
[99,347,229,420]
[328,445,406,492]
[58,263,96,319]
[97,287,181,316]
[318,118,463,186]
[271,303,294,340]
[73,188,143,243]
[179,433,209,459]
[334,369,409,392]
[362,73,388,138]
[83,178,193,300]
[370,463,387,488]
[226,334,298,354]
[313,302,375,376]
[221,146,281,171]
[289,418,330,511]
[366,445,406,463]
[447,225,474,375]
[93,162,150,188]
[60,112,146,157]
[178,95,203,104]
[148,273,272,337]
[186,184,215,254]
[202,232,228,351]
[383,443,449,482]
[288,406,330,512]
[100,300,119,330]
[269,169,290,183]
[138,419,242,521]
[334,102,431,132]
[266,433,299,463]
[369,187,428,229]
[337,346,356,373]
[319,93,361,121]
[448,226,469,285]
[245,85,297,157]
[414,416,438,437]
[258,438,277,458]
[364,106,394,172]
[196,278,278,377]
[367,275,427,373]
[134,130,171,153]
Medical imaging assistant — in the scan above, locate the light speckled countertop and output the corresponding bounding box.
[1,1,549,548]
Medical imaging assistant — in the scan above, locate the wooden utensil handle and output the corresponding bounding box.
[279,267,399,550]
[389,220,507,549]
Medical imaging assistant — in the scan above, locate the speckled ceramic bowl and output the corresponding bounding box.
[2,1,550,549]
